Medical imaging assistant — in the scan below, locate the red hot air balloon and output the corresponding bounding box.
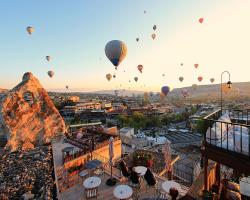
[137,65,143,73]
[199,18,204,24]
[198,76,203,82]
[194,63,199,69]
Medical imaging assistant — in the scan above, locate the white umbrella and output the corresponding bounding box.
[109,137,114,178]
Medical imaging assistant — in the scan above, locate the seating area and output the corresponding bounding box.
[57,158,188,200]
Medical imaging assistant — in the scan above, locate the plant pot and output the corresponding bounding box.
[106,178,117,186]
[147,159,153,168]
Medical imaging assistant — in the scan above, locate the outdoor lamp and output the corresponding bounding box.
[227,81,232,89]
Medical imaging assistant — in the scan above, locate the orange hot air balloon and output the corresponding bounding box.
[137,65,143,73]
[151,33,156,40]
[194,63,199,69]
[222,83,232,94]
[199,18,204,24]
[198,76,203,82]
[106,73,112,81]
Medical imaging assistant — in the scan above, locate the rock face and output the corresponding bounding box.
[0,72,65,151]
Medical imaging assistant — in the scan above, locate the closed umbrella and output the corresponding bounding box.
[106,137,116,186]
[164,140,172,179]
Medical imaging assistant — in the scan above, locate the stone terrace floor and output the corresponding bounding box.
[59,173,188,200]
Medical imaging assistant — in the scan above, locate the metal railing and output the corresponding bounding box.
[203,109,250,157]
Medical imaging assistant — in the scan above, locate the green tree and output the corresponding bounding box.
[131,112,146,130]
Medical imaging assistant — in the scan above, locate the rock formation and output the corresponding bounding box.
[0,72,65,151]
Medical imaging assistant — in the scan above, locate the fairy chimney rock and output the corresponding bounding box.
[0,72,65,151]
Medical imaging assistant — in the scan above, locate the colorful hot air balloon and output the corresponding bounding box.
[137,65,143,73]
[106,73,112,81]
[199,18,204,24]
[136,38,139,42]
[134,77,138,82]
[153,25,157,31]
[161,86,170,96]
[210,78,215,83]
[151,33,156,40]
[194,63,199,69]
[48,71,54,78]
[179,76,184,82]
[26,26,34,35]
[198,76,203,82]
[46,56,51,62]
[105,40,127,68]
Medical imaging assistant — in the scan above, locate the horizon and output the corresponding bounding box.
[0,1,250,92]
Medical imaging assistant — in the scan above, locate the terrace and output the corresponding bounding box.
[201,109,250,198]
[52,137,189,199]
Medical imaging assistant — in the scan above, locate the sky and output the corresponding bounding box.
[0,0,250,92]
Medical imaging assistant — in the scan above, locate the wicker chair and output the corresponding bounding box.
[85,187,98,199]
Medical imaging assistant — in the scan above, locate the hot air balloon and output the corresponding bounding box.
[179,76,184,82]
[222,83,232,94]
[153,25,157,31]
[151,33,156,40]
[46,56,51,62]
[180,63,183,66]
[199,18,204,24]
[181,89,189,98]
[137,65,143,73]
[48,71,54,78]
[136,38,139,42]
[210,78,215,83]
[105,40,127,69]
[198,76,203,82]
[134,77,138,82]
[161,86,170,96]
[26,26,34,35]
[162,73,165,77]
[129,80,131,83]
[192,84,198,90]
[106,73,112,81]
[194,63,199,69]
[113,74,116,78]
[66,85,69,89]
[144,10,146,14]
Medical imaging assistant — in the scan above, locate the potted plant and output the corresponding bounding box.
[146,154,153,168]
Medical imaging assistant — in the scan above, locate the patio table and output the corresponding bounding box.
[134,166,147,176]
[113,184,133,200]
[162,180,181,193]
[83,176,101,189]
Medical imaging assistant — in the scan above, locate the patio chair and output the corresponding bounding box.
[158,190,169,199]
[144,168,157,194]
[85,187,98,199]
[119,160,130,177]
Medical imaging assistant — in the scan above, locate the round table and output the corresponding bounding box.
[134,166,147,176]
[162,180,181,193]
[83,176,101,189]
[113,185,133,200]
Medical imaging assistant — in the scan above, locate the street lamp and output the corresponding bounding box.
[220,71,232,113]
